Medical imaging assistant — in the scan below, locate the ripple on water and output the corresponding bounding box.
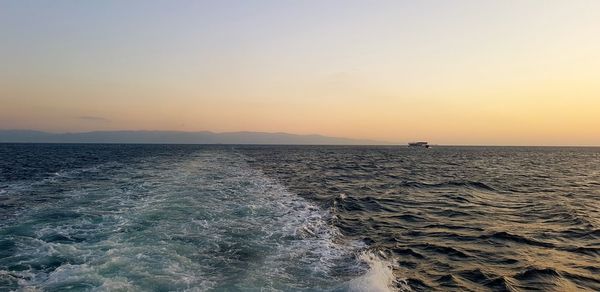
[3,144,600,291]
[0,148,400,291]
[241,145,600,291]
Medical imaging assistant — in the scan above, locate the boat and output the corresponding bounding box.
[408,141,430,148]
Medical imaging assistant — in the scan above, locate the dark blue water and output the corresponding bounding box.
[1,144,599,291]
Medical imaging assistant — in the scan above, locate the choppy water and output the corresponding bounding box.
[1,144,599,291]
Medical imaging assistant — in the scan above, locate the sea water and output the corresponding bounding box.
[1,144,599,291]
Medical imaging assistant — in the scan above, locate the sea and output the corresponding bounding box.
[0,144,598,291]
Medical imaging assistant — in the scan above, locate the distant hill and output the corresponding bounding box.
[0,130,389,145]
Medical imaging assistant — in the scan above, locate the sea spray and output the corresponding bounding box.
[347,252,403,292]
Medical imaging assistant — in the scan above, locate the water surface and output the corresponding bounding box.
[1,144,599,291]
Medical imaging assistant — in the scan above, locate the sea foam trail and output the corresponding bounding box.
[347,252,406,292]
[0,149,400,291]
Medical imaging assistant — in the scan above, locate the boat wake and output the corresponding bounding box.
[0,149,404,291]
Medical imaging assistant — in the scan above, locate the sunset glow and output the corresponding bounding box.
[2,0,599,145]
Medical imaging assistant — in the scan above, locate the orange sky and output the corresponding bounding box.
[1,1,599,145]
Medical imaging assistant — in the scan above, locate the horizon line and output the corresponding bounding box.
[1,142,599,147]
[1,129,599,147]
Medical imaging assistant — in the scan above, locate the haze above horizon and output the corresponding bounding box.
[2,1,599,146]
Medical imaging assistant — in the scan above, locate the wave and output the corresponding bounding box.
[398,180,497,191]
[391,248,426,259]
[483,276,519,292]
[338,196,394,212]
[481,231,555,248]
[391,214,427,222]
[1,150,408,291]
[514,267,561,280]
[5,145,599,291]
[435,274,466,289]
[422,223,485,232]
[237,145,600,291]
[563,246,600,256]
[413,243,471,258]
[347,251,408,292]
[0,161,126,223]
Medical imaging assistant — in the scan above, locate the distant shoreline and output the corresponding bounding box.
[1,130,598,147]
[0,129,389,145]
[0,142,598,148]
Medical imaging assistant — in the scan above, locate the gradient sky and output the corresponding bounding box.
[1,0,599,145]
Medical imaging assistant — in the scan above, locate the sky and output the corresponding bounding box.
[1,0,600,145]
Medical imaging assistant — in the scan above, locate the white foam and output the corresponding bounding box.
[348,252,409,292]
[3,149,406,291]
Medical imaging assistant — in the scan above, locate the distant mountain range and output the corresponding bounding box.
[0,130,389,145]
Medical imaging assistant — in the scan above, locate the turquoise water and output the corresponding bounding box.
[1,146,392,291]
[2,144,599,291]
